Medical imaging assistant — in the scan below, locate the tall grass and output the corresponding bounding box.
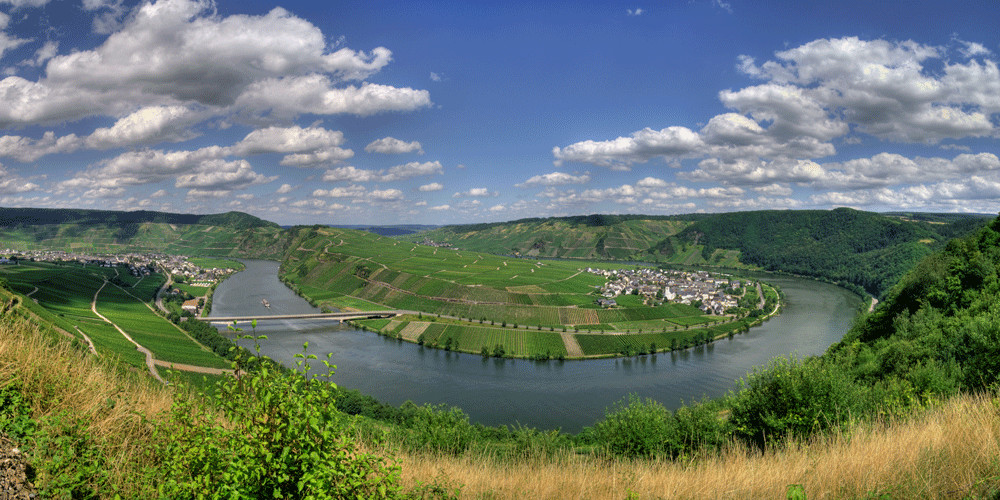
[0,314,173,496]
[390,393,1000,499]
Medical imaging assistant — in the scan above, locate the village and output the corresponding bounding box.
[0,248,237,286]
[587,267,751,316]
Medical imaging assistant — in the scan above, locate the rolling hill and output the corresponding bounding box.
[408,209,991,296]
[0,208,290,258]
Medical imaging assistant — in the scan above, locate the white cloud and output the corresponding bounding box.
[636,177,668,188]
[428,204,450,211]
[0,0,431,127]
[231,125,353,167]
[516,171,590,187]
[429,72,442,82]
[173,159,275,191]
[554,36,1000,179]
[322,161,442,183]
[235,77,432,118]
[0,131,81,162]
[86,105,198,149]
[370,188,403,201]
[626,8,644,16]
[0,0,51,7]
[313,185,366,198]
[553,126,703,169]
[0,164,38,193]
[418,182,443,192]
[453,187,494,197]
[29,41,58,67]
[488,203,505,212]
[322,166,379,183]
[382,161,443,181]
[365,136,423,154]
[276,183,294,194]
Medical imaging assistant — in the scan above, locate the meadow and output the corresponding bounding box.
[282,226,774,358]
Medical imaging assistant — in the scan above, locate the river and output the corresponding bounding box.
[209,259,861,433]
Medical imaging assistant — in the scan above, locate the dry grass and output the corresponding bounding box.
[393,394,1000,499]
[0,314,175,497]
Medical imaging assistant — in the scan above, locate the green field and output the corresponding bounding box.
[278,226,772,357]
[0,261,228,370]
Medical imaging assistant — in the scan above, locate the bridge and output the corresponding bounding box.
[205,310,400,323]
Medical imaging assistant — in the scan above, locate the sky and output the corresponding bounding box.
[1,0,1000,225]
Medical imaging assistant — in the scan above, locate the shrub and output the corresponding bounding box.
[154,328,401,498]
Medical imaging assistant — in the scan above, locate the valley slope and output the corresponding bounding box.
[409,208,990,296]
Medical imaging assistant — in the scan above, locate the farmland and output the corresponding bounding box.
[0,261,229,372]
[282,226,780,358]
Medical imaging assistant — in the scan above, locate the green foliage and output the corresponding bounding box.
[155,331,402,499]
[592,394,730,459]
[728,356,864,448]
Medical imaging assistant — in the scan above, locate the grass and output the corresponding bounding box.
[4,287,1000,498]
[389,393,1000,498]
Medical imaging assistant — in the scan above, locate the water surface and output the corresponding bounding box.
[210,259,861,432]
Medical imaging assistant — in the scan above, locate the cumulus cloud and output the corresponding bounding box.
[231,125,353,167]
[418,182,443,192]
[57,145,280,198]
[428,204,450,211]
[313,185,366,198]
[370,188,403,201]
[553,126,703,169]
[553,36,1000,182]
[0,164,38,193]
[322,161,442,183]
[365,136,423,154]
[516,171,590,187]
[453,187,494,197]
[0,0,431,127]
[86,105,199,149]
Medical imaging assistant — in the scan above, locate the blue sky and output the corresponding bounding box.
[1,0,1000,224]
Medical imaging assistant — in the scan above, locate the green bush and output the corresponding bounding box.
[154,329,401,499]
[728,356,864,448]
[593,394,673,458]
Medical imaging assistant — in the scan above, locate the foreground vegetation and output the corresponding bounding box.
[3,207,1000,497]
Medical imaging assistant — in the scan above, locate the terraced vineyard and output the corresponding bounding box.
[0,261,229,371]
[282,226,774,358]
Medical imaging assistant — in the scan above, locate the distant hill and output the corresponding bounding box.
[0,207,289,258]
[408,209,992,296]
[328,224,439,237]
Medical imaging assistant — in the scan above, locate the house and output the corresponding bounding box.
[597,298,617,308]
[181,298,199,314]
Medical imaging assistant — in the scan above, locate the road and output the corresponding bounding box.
[91,280,165,384]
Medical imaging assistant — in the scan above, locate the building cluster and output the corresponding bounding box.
[588,267,747,315]
[1,248,235,285]
[419,238,453,248]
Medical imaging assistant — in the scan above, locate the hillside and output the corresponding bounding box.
[411,209,990,296]
[0,208,290,258]
[2,216,1000,497]
[279,225,768,359]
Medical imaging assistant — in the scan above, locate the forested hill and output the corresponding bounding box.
[0,208,278,230]
[409,209,991,297]
[0,208,290,258]
[677,208,992,295]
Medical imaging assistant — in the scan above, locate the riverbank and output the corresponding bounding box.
[210,260,859,432]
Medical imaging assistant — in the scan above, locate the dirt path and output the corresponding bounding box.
[25,286,38,304]
[91,280,166,384]
[72,326,98,356]
[152,359,231,375]
[869,297,878,312]
[561,332,584,357]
